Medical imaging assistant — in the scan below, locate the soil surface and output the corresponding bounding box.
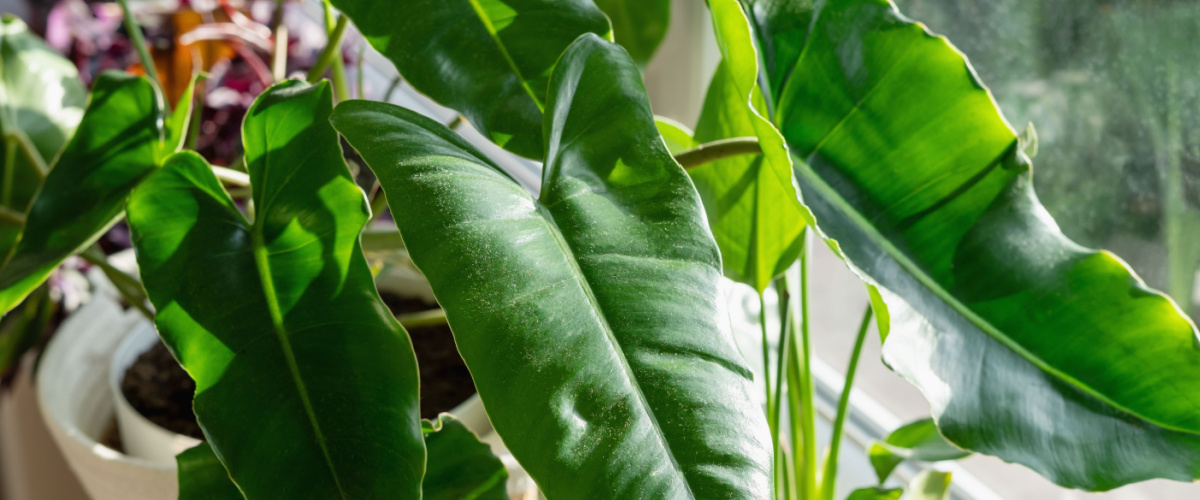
[121,342,204,439]
[381,293,477,419]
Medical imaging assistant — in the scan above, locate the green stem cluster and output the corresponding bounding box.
[763,227,875,500]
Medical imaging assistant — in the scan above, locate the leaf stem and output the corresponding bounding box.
[117,0,159,84]
[395,308,447,329]
[759,291,776,453]
[674,137,761,169]
[772,279,792,499]
[306,15,349,85]
[81,246,153,320]
[0,206,26,227]
[820,306,873,500]
[9,131,49,179]
[361,228,406,253]
[212,165,251,186]
[795,228,818,499]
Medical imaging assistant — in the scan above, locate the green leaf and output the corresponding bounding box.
[0,15,86,257]
[691,0,810,292]
[744,0,1200,490]
[595,0,670,66]
[327,0,611,159]
[162,73,205,162]
[654,116,695,154]
[846,486,902,500]
[422,415,508,500]
[333,34,772,498]
[129,80,424,499]
[176,443,244,500]
[900,470,951,500]
[868,418,968,484]
[0,16,85,162]
[0,72,164,314]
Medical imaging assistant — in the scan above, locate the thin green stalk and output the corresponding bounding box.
[773,279,792,499]
[795,228,818,500]
[395,308,447,329]
[361,228,406,253]
[81,246,153,320]
[186,88,204,150]
[383,75,403,102]
[819,306,873,500]
[369,183,388,223]
[760,292,775,434]
[306,14,349,84]
[7,131,48,178]
[117,0,159,83]
[272,24,289,82]
[675,137,761,170]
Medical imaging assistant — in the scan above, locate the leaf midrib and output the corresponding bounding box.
[249,134,347,498]
[791,157,1198,436]
[465,0,545,113]
[534,201,695,498]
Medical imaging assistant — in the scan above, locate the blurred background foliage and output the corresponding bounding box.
[895,0,1200,321]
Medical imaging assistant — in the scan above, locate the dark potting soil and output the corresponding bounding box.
[121,342,205,440]
[380,293,477,419]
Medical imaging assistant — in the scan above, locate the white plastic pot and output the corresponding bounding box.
[110,323,202,463]
[36,294,179,500]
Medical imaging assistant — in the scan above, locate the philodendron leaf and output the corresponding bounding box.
[743,0,1200,490]
[654,116,695,154]
[0,72,165,314]
[868,418,968,484]
[129,80,424,499]
[327,0,610,159]
[691,0,810,292]
[333,34,772,498]
[900,470,951,500]
[595,0,670,66]
[0,15,86,260]
[423,414,508,500]
[177,443,243,500]
[846,486,902,500]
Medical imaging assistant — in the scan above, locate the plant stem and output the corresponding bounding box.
[272,24,289,82]
[773,279,792,499]
[758,291,777,496]
[117,0,159,84]
[81,246,153,320]
[7,131,48,178]
[395,308,447,329]
[820,306,873,500]
[369,183,388,223]
[674,137,761,170]
[306,15,349,85]
[795,228,818,500]
[0,206,25,227]
[383,75,403,102]
[212,165,251,186]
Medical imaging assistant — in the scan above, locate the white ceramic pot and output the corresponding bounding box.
[36,294,179,500]
[110,323,202,463]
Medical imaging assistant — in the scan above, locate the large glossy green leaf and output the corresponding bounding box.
[741,0,1200,490]
[177,443,244,500]
[327,0,610,159]
[691,0,809,292]
[0,16,86,260]
[423,414,507,500]
[129,80,424,499]
[0,72,164,314]
[333,34,772,499]
[595,0,670,66]
[868,418,968,484]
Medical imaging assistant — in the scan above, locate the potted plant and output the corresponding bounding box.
[0,0,1198,498]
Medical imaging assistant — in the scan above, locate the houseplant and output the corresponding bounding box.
[0,0,1198,498]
